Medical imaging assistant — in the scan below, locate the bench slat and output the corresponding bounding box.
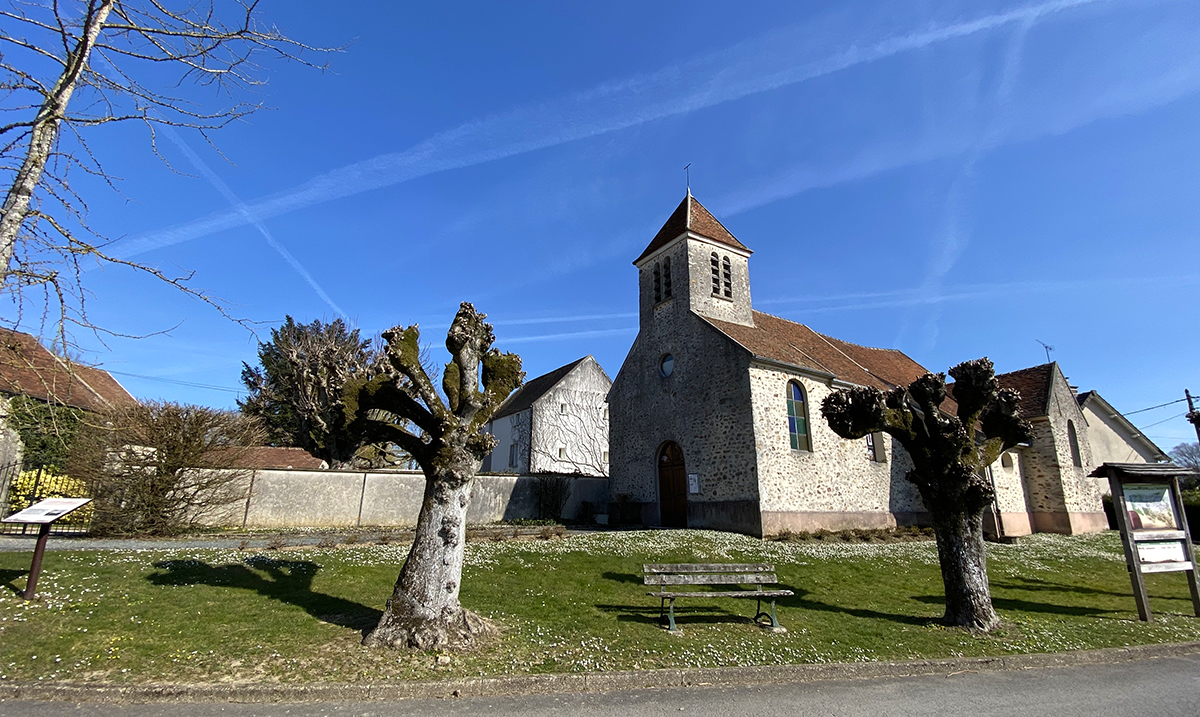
[643,563,773,574]
[645,573,778,586]
[647,590,794,599]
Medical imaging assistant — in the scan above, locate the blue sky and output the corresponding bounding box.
[31,0,1200,450]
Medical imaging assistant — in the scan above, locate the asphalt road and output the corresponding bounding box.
[2,654,1199,717]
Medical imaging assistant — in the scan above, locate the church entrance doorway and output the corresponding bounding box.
[658,441,688,528]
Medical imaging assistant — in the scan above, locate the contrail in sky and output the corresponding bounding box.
[109,0,1110,260]
[158,127,349,319]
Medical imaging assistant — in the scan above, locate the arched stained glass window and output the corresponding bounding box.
[787,382,810,451]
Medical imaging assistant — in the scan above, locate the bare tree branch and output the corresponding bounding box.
[0,0,338,348]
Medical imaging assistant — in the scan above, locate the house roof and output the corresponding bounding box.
[492,356,591,420]
[995,363,1055,418]
[209,446,328,470]
[703,311,957,410]
[1077,390,1169,462]
[0,328,136,413]
[634,193,751,265]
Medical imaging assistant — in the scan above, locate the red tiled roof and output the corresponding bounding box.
[995,363,1054,418]
[703,311,957,412]
[0,328,136,413]
[210,446,328,470]
[634,194,751,264]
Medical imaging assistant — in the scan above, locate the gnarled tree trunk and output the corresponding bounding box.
[931,508,999,631]
[345,303,524,651]
[363,471,497,649]
[821,359,1031,633]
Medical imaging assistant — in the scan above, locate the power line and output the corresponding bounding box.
[105,370,244,395]
[1124,397,1188,416]
[1140,412,1188,429]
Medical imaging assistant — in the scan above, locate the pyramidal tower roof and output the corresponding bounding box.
[634,192,751,265]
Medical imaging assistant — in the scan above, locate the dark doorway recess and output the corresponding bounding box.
[658,441,687,528]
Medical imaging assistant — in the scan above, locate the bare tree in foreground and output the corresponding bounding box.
[821,358,1032,631]
[344,303,523,650]
[68,401,264,536]
[0,0,330,339]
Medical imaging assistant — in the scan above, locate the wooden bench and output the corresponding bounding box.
[644,563,794,632]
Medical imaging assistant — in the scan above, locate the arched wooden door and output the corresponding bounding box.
[658,441,688,528]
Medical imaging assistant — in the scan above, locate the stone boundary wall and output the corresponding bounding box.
[199,469,609,529]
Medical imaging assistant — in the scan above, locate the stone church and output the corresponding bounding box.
[607,193,1112,538]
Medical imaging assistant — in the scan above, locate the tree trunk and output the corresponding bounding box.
[362,473,497,650]
[930,507,999,631]
[0,1,113,283]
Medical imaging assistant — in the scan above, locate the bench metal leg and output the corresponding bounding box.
[667,597,679,632]
[753,599,783,630]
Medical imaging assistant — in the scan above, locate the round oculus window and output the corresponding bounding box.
[659,354,675,377]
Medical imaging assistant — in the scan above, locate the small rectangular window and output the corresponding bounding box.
[866,433,885,462]
[508,443,518,468]
[558,447,566,460]
[560,403,567,414]
[602,451,609,463]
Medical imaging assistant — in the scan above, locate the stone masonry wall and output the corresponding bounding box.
[990,451,1029,514]
[748,365,925,534]
[610,236,762,534]
[1019,367,1104,533]
[686,238,753,327]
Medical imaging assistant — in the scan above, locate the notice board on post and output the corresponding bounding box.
[1093,462,1200,621]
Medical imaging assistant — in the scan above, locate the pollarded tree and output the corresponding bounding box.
[820,358,1032,631]
[343,303,523,650]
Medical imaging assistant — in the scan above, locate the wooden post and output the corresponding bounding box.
[23,522,51,601]
[1109,469,1152,621]
[1169,475,1200,617]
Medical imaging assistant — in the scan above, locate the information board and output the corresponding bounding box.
[1100,463,1200,622]
[2,497,92,524]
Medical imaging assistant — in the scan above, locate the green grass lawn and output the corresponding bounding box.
[1,530,1198,684]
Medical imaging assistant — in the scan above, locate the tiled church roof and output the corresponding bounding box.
[634,193,751,264]
[703,312,956,412]
[0,328,136,413]
[995,363,1055,418]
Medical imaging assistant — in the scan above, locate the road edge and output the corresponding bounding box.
[2,640,1198,704]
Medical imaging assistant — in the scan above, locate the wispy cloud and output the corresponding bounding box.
[759,275,1200,314]
[108,0,1111,260]
[158,127,348,319]
[718,4,1200,218]
[492,311,637,326]
[501,327,637,344]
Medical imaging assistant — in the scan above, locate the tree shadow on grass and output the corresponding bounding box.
[774,584,940,628]
[912,593,1117,618]
[991,575,1132,599]
[0,568,28,596]
[147,557,381,635]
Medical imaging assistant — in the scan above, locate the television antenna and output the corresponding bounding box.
[1035,339,1054,363]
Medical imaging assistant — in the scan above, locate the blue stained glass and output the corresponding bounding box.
[788,416,796,433]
